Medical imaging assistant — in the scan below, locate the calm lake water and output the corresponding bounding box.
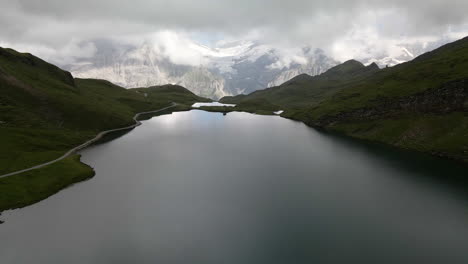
[1,110,468,263]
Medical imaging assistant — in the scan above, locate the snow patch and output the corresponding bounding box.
[401,47,415,58]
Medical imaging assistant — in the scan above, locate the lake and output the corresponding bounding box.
[1,110,468,263]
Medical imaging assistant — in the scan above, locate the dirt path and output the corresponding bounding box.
[0,103,177,179]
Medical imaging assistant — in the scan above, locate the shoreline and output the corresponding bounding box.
[198,106,468,165]
[0,103,177,179]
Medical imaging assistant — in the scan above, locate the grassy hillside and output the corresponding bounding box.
[0,47,208,211]
[0,155,94,212]
[221,60,380,108]
[220,37,468,162]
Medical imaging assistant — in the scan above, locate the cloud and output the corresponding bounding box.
[150,31,212,66]
[1,0,467,64]
[0,39,97,65]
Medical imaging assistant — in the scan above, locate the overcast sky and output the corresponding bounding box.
[1,0,467,65]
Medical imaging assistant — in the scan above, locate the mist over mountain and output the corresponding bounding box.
[361,38,456,67]
[63,39,339,99]
[63,36,455,99]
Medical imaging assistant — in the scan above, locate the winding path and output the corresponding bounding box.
[0,103,177,179]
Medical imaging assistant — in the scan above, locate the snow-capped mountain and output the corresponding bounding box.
[363,39,452,67]
[66,40,230,99]
[364,46,416,67]
[65,39,338,99]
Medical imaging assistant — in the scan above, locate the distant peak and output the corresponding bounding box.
[295,73,312,78]
[367,62,380,70]
[322,59,366,77]
[342,59,365,67]
[285,73,313,84]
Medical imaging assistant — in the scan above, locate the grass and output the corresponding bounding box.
[0,127,93,174]
[0,155,95,212]
[327,113,468,162]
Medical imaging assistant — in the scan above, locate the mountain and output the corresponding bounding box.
[220,37,468,162]
[0,46,208,211]
[363,38,456,67]
[221,59,380,109]
[366,46,416,67]
[267,48,337,87]
[64,40,338,99]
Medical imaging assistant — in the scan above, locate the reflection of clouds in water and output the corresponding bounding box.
[145,110,276,137]
[146,110,221,132]
[192,102,236,108]
[146,111,184,129]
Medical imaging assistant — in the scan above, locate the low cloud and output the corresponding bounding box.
[0,39,97,65]
[150,31,214,66]
[1,0,467,65]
